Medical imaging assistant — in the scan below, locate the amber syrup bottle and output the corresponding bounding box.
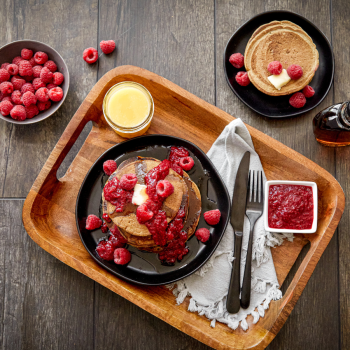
[313,101,350,146]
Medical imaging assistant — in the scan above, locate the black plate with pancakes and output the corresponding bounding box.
[224,10,334,118]
[76,135,231,286]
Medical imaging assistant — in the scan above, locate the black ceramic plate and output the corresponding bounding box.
[224,10,334,118]
[76,135,231,286]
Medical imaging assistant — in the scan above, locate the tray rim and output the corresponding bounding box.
[22,65,345,350]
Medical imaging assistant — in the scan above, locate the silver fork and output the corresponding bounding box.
[240,170,264,309]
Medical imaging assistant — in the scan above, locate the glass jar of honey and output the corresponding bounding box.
[103,81,154,138]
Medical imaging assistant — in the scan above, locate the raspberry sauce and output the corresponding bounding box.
[103,176,133,212]
[268,184,314,230]
[168,146,189,176]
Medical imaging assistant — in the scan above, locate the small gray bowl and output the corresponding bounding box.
[0,40,69,124]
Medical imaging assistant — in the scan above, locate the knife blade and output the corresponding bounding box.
[226,151,250,314]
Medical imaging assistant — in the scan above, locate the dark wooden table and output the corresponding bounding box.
[0,0,348,349]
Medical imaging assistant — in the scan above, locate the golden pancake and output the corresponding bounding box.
[244,20,319,96]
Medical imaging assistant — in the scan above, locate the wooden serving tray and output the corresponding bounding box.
[22,66,345,350]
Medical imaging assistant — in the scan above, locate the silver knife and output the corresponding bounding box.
[226,151,250,314]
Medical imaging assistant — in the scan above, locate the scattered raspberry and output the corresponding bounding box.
[96,240,115,261]
[1,96,11,102]
[21,83,34,94]
[12,56,23,65]
[85,214,102,230]
[229,53,244,68]
[110,225,127,244]
[25,104,39,119]
[179,156,194,171]
[0,68,10,82]
[103,160,117,175]
[40,67,53,83]
[0,100,13,116]
[6,64,19,76]
[120,173,138,190]
[37,100,51,111]
[204,209,221,225]
[18,60,33,76]
[235,71,250,86]
[48,87,63,102]
[28,57,36,67]
[136,203,154,223]
[32,65,43,78]
[1,63,10,70]
[0,82,13,95]
[52,72,64,85]
[289,92,306,108]
[32,78,45,90]
[195,228,210,243]
[114,248,131,265]
[21,48,33,60]
[287,64,303,80]
[10,105,26,120]
[35,87,49,102]
[83,47,98,64]
[267,61,283,75]
[101,222,108,233]
[46,83,57,90]
[44,60,57,72]
[11,76,26,90]
[100,40,116,54]
[156,180,174,198]
[11,90,22,105]
[303,85,315,98]
[22,91,37,106]
[102,213,111,223]
[34,51,48,65]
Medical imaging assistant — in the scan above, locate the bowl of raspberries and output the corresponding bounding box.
[0,40,69,124]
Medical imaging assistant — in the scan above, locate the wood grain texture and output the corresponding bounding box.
[22,65,344,350]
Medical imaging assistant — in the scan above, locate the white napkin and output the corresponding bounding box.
[168,119,294,331]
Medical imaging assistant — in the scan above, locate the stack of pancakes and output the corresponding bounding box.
[102,157,201,252]
[244,20,319,96]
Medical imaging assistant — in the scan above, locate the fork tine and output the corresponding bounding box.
[252,170,255,202]
[246,170,251,202]
[260,171,263,203]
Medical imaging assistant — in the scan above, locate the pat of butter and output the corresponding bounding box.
[267,69,291,90]
[132,184,149,206]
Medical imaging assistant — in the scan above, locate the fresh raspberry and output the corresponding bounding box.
[1,63,10,70]
[40,67,53,83]
[0,92,4,101]
[156,180,174,198]
[0,82,13,95]
[103,160,117,175]
[204,209,221,225]
[52,72,64,85]
[101,222,108,233]
[32,78,46,90]
[83,47,98,64]
[1,96,11,102]
[287,64,303,80]
[102,213,112,223]
[24,74,34,82]
[120,173,138,190]
[0,100,13,116]
[179,156,194,171]
[229,53,244,69]
[289,92,306,108]
[303,85,315,98]
[32,65,43,78]
[108,234,126,249]
[25,104,39,119]
[235,71,250,86]
[100,40,116,54]
[35,87,49,102]
[34,51,48,65]
[44,60,57,72]
[11,76,26,90]
[195,228,210,243]
[28,57,36,67]
[136,203,154,223]
[10,105,26,120]
[22,91,37,106]
[6,64,19,76]
[0,68,10,82]
[46,83,57,90]
[48,87,63,102]
[12,56,23,65]
[21,48,33,60]
[96,240,115,261]
[21,83,34,94]
[110,225,127,244]
[85,214,102,230]
[37,100,51,111]
[18,60,33,76]
[11,90,22,105]
[114,248,131,265]
[267,61,283,75]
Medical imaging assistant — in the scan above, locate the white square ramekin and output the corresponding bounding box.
[264,180,318,234]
